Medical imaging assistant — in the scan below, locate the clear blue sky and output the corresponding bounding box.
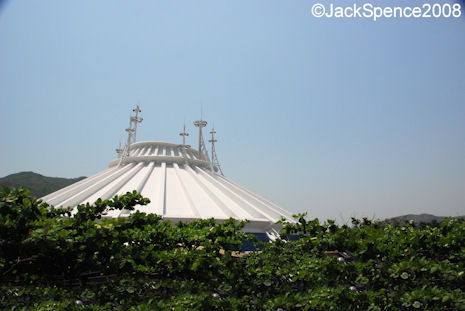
[1,0,464,221]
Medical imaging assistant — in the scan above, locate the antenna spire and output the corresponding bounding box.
[193,110,210,162]
[125,105,143,156]
[209,126,224,175]
[179,122,190,146]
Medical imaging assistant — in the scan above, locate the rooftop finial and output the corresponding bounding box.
[194,108,210,162]
[209,128,217,145]
[179,122,189,147]
[131,105,143,143]
[209,126,223,175]
[125,105,143,156]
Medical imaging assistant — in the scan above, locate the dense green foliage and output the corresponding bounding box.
[1,187,464,310]
[0,172,86,197]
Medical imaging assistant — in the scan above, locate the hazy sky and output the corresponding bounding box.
[1,0,464,221]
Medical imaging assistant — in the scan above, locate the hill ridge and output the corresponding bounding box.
[0,171,86,198]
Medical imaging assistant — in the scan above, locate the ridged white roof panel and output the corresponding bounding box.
[42,141,295,233]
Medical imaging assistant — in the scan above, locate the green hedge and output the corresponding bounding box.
[1,187,464,310]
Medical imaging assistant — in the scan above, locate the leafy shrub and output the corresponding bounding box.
[1,187,464,310]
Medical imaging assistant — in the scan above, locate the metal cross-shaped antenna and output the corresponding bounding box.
[131,105,143,143]
[209,126,223,175]
[179,123,189,146]
[125,105,143,156]
[133,105,141,114]
[209,128,217,149]
[194,108,210,162]
[208,128,217,172]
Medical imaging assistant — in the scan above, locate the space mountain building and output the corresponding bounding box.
[42,106,295,240]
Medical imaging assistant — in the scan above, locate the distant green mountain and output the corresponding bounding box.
[0,171,86,198]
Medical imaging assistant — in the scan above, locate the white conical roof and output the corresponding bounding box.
[42,141,295,237]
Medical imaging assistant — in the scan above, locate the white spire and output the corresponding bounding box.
[179,122,189,147]
[209,127,224,175]
[131,105,143,143]
[125,105,143,155]
[193,110,210,162]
